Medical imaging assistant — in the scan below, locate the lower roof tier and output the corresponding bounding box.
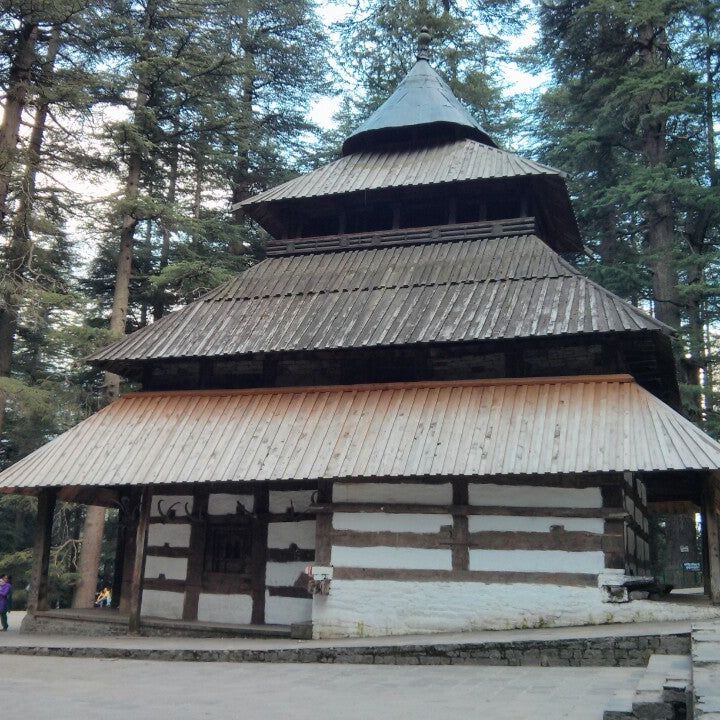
[1,374,718,492]
[88,231,670,373]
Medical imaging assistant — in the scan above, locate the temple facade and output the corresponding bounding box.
[3,34,720,638]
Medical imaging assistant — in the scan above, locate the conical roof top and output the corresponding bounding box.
[341,29,495,156]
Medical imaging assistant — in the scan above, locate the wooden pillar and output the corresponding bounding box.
[250,486,269,625]
[451,478,469,572]
[128,487,152,633]
[702,507,711,594]
[314,481,333,564]
[602,482,627,571]
[118,502,138,615]
[703,477,720,604]
[182,490,208,621]
[27,488,56,612]
[110,516,127,609]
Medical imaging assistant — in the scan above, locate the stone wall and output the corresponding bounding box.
[8,622,691,667]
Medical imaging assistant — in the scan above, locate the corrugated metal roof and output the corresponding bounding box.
[239,139,561,209]
[1,375,718,490]
[88,234,668,367]
[341,59,494,155]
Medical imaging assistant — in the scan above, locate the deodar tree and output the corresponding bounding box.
[531,0,720,427]
[73,0,329,607]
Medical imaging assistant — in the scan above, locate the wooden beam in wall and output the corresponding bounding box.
[330,528,612,552]
[128,487,152,634]
[182,490,208,621]
[314,481,333,564]
[250,486,269,625]
[27,488,56,612]
[313,502,625,518]
[333,567,596,587]
[144,578,186,592]
[451,479,469,571]
[648,500,700,515]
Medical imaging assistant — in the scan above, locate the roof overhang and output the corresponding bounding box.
[1,375,718,492]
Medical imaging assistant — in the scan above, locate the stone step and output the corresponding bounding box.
[632,655,691,720]
[603,689,634,719]
[692,621,720,718]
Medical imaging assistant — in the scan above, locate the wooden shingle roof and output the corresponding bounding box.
[87,230,669,371]
[240,139,561,208]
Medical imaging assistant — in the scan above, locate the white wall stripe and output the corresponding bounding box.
[267,521,316,550]
[333,512,453,533]
[331,546,452,570]
[144,556,188,581]
[207,493,254,515]
[147,523,191,548]
[468,515,604,534]
[468,484,603,509]
[333,483,452,505]
[468,549,604,574]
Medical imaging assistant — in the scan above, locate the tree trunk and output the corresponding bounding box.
[596,142,620,265]
[72,505,106,608]
[74,103,144,605]
[0,19,39,224]
[104,130,145,400]
[153,134,178,320]
[0,27,60,438]
[638,22,681,331]
[230,13,255,231]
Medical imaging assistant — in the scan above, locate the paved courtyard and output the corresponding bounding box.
[1,655,641,719]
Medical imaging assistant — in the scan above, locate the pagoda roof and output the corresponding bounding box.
[1,375,718,493]
[341,58,495,155]
[87,228,669,373]
[241,138,562,206]
[240,139,579,248]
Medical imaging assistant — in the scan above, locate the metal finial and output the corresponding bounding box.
[416,27,432,61]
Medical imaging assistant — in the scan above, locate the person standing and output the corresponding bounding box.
[0,575,13,631]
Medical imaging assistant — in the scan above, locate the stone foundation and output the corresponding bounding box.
[3,629,690,667]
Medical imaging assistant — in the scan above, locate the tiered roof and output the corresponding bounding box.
[1,375,717,492]
[88,227,668,372]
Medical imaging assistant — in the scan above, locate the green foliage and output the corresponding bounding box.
[529,0,720,432]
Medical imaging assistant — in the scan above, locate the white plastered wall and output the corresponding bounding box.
[197,593,253,624]
[142,494,192,619]
[312,480,619,638]
[311,579,720,638]
[264,489,316,626]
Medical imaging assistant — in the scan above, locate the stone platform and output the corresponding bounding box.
[20,607,292,639]
[0,616,692,667]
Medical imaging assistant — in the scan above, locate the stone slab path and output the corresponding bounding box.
[0,655,643,720]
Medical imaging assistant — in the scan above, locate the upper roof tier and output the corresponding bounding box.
[242,139,560,207]
[240,139,580,251]
[238,33,582,251]
[341,55,495,156]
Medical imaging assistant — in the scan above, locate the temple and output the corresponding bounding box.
[2,32,720,638]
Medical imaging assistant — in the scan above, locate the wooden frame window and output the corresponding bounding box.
[203,520,253,576]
